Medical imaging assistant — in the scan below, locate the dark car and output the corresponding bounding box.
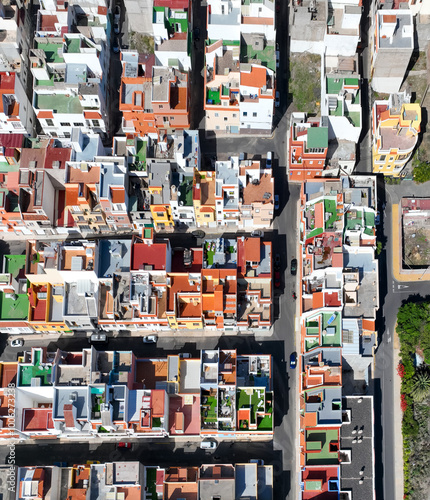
[290,352,297,369]
[274,270,281,288]
[274,253,281,270]
[291,258,297,275]
[276,1,280,13]
[193,27,200,41]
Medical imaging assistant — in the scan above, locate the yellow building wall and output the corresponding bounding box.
[150,205,174,228]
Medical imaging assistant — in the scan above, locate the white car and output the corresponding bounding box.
[11,339,24,347]
[266,151,272,169]
[275,50,280,68]
[143,335,158,343]
[200,440,217,450]
[275,91,280,108]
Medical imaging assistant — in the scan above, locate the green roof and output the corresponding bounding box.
[306,429,339,465]
[326,77,343,95]
[4,255,26,278]
[307,127,328,149]
[0,292,29,320]
[66,37,81,54]
[345,77,359,87]
[35,41,64,63]
[19,352,52,387]
[35,93,83,114]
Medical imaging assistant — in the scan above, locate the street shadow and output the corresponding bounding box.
[373,377,384,500]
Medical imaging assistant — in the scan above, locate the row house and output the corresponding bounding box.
[116,130,200,230]
[120,59,190,137]
[200,349,274,437]
[298,178,377,499]
[30,32,107,139]
[195,158,275,229]
[204,0,276,135]
[14,462,273,499]
[204,40,275,134]
[323,55,362,145]
[372,91,421,177]
[153,0,191,71]
[3,347,273,441]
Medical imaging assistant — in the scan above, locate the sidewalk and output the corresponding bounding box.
[393,325,404,500]
[391,204,430,282]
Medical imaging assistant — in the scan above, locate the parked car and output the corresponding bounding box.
[11,338,24,347]
[275,1,280,12]
[86,460,100,465]
[291,258,297,275]
[275,50,280,68]
[375,211,380,225]
[274,270,281,288]
[112,36,120,53]
[118,442,132,449]
[89,333,108,344]
[200,440,217,450]
[289,352,297,369]
[113,5,121,34]
[274,253,281,269]
[193,27,200,41]
[251,230,264,238]
[266,151,272,168]
[143,335,158,343]
[274,194,280,210]
[275,91,280,108]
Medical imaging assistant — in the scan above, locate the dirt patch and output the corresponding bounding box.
[289,53,321,115]
[129,32,154,54]
[403,217,430,267]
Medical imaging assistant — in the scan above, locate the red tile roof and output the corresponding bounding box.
[37,111,54,119]
[132,241,167,271]
[44,143,71,169]
[0,133,23,156]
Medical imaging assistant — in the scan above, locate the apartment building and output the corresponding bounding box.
[0,71,34,136]
[215,158,240,227]
[370,9,414,94]
[289,113,329,181]
[372,91,421,177]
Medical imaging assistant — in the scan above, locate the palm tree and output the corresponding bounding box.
[410,365,430,403]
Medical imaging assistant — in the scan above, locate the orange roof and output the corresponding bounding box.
[241,66,267,89]
[303,412,317,427]
[38,111,54,119]
[202,294,215,312]
[175,412,184,431]
[84,111,102,119]
[312,292,324,309]
[244,237,260,262]
[110,186,125,204]
[151,389,165,418]
[315,202,324,229]
[362,319,375,331]
[214,288,223,312]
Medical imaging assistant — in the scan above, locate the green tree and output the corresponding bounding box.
[413,159,430,184]
[410,365,430,403]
